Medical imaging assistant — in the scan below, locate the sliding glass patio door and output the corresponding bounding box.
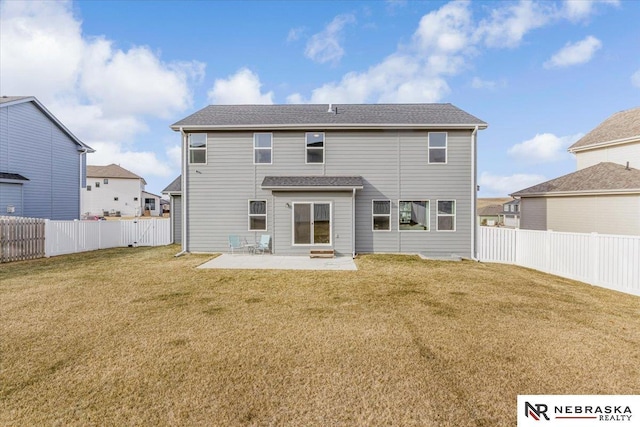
[293,202,331,245]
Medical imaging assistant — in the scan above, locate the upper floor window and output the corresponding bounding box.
[306,132,324,164]
[428,132,447,164]
[95,182,100,188]
[437,200,455,231]
[254,133,272,164]
[248,200,267,231]
[189,133,207,164]
[399,200,429,231]
[103,178,109,184]
[372,200,391,231]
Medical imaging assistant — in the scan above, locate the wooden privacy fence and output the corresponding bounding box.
[0,217,171,262]
[479,226,640,297]
[0,216,46,262]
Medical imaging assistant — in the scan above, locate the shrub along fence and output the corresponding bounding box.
[479,226,640,297]
[0,217,171,262]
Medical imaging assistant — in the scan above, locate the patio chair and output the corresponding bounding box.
[255,234,271,255]
[228,235,246,254]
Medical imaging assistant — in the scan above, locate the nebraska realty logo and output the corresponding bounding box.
[517,395,639,426]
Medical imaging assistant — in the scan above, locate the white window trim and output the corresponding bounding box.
[188,133,207,165]
[398,200,430,232]
[291,201,332,246]
[248,200,268,231]
[428,132,448,164]
[372,199,391,232]
[436,199,456,232]
[305,132,325,165]
[253,133,273,165]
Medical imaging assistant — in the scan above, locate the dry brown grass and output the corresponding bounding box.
[477,198,511,209]
[1,247,638,426]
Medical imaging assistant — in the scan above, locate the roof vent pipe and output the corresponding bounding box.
[626,161,630,170]
[328,103,333,113]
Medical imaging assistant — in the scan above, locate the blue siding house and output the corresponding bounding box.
[0,96,94,219]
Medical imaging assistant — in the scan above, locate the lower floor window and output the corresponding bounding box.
[399,200,429,231]
[437,200,455,231]
[144,198,156,210]
[249,200,267,231]
[372,200,391,231]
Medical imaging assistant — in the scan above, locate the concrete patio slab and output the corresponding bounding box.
[197,254,357,271]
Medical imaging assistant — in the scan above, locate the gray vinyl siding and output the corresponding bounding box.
[186,129,474,257]
[0,183,23,216]
[520,197,547,230]
[0,101,82,219]
[172,195,182,244]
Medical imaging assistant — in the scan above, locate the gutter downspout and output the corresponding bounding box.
[175,127,188,257]
[352,188,356,258]
[471,125,479,261]
[78,147,88,219]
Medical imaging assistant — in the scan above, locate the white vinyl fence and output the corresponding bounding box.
[45,218,171,257]
[479,227,640,296]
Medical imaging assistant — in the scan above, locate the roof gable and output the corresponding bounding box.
[87,164,147,185]
[512,162,640,196]
[569,107,640,151]
[171,103,487,130]
[0,96,94,152]
[162,175,182,194]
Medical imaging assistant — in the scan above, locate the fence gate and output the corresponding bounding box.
[0,216,46,262]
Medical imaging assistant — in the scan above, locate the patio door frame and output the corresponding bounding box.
[291,201,332,246]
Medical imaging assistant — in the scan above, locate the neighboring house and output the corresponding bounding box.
[0,96,94,219]
[477,204,502,226]
[513,106,640,235]
[499,199,520,228]
[83,164,160,217]
[170,104,487,257]
[160,198,170,215]
[162,175,181,244]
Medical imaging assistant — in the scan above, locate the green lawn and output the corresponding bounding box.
[1,245,638,426]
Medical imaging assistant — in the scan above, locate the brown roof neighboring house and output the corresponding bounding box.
[477,204,503,216]
[87,164,147,185]
[569,106,640,151]
[512,162,640,197]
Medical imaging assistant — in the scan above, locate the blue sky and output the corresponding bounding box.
[1,0,639,197]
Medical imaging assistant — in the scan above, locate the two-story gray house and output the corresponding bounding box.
[0,96,94,219]
[170,104,487,258]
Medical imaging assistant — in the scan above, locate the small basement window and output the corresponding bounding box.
[95,182,100,188]
[87,185,91,191]
[104,178,109,184]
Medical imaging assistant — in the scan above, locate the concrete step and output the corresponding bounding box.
[310,249,335,259]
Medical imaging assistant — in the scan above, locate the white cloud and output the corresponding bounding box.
[287,27,305,42]
[562,0,620,22]
[479,172,547,196]
[207,68,274,104]
[476,0,552,48]
[631,69,640,88]
[167,145,182,169]
[305,14,356,64]
[0,0,203,176]
[290,0,613,104]
[544,36,602,69]
[471,77,499,89]
[413,1,473,54]
[508,132,583,163]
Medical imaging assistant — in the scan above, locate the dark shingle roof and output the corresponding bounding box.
[0,172,29,181]
[512,162,640,196]
[569,107,640,150]
[162,175,181,194]
[87,164,147,185]
[171,104,487,129]
[262,176,364,189]
[477,205,502,216]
